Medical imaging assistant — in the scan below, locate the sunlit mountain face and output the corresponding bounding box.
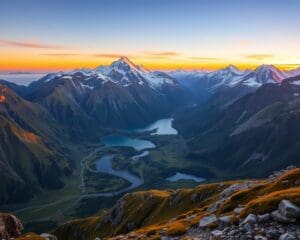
[1,1,300,240]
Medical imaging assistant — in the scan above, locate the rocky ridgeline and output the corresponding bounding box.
[266,165,297,183]
[92,166,300,240]
[0,213,57,240]
[186,199,300,240]
[180,166,300,240]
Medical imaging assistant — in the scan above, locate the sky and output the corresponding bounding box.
[1,0,300,72]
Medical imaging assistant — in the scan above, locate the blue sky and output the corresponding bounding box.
[1,0,300,71]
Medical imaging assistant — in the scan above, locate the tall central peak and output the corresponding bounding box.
[110,56,137,70]
[223,64,241,74]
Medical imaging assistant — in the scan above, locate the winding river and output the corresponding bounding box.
[81,118,205,198]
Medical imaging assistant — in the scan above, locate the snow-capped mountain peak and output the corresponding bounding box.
[110,56,137,70]
[68,68,93,76]
[226,64,242,74]
[254,64,285,82]
[218,64,243,76]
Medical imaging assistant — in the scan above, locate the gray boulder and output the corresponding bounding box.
[211,230,223,237]
[279,232,297,240]
[257,213,271,223]
[234,207,244,214]
[278,200,300,218]
[242,214,257,225]
[271,210,296,223]
[254,235,268,240]
[242,222,252,231]
[199,214,218,228]
[40,233,58,240]
[218,215,232,226]
[207,201,222,213]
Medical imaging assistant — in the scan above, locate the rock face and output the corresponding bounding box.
[199,214,218,227]
[266,166,297,182]
[40,233,58,240]
[219,182,255,199]
[257,213,271,223]
[254,235,268,240]
[279,232,297,240]
[271,209,296,223]
[0,213,23,239]
[242,214,257,225]
[218,215,232,226]
[279,200,300,218]
[53,167,300,240]
[101,198,126,226]
[0,213,58,240]
[233,207,244,214]
[191,199,300,240]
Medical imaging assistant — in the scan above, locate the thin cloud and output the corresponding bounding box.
[91,53,126,58]
[142,51,181,58]
[39,51,180,59]
[41,53,80,56]
[0,39,65,49]
[274,63,300,66]
[145,51,180,57]
[39,53,130,58]
[188,57,221,61]
[244,54,274,60]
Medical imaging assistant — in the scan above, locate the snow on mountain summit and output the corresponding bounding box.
[38,57,178,89]
[110,56,140,71]
[34,58,300,94]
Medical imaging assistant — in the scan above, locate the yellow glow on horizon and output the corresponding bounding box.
[0,50,299,72]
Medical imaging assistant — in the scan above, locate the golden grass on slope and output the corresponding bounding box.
[105,183,234,239]
[219,168,300,215]
[56,168,300,240]
[166,221,187,236]
[110,169,300,239]
[242,187,300,217]
[55,183,230,240]
[16,233,44,240]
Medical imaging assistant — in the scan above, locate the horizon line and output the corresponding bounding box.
[0,57,300,73]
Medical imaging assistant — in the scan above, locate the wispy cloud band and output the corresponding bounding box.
[244,54,274,60]
[0,39,65,49]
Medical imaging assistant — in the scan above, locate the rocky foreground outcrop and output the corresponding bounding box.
[0,213,23,239]
[0,213,57,240]
[108,166,300,240]
[53,166,300,240]
[187,199,300,239]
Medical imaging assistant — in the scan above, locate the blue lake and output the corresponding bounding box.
[132,118,178,135]
[82,118,206,198]
[102,134,155,151]
[166,172,206,183]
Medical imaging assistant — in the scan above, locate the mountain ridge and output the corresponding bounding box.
[52,166,300,240]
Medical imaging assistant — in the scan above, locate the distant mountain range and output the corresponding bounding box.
[175,74,300,178]
[0,57,300,206]
[0,57,189,205]
[169,64,300,89]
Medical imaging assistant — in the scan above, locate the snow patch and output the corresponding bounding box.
[291,80,300,86]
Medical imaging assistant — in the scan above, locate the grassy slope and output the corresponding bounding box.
[53,168,300,240]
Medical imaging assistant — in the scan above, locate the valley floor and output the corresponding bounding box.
[4,126,215,233]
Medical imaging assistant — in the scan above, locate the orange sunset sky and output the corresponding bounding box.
[1,0,300,72]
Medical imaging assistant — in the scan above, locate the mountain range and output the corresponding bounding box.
[175,75,300,178]
[1,57,300,238]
